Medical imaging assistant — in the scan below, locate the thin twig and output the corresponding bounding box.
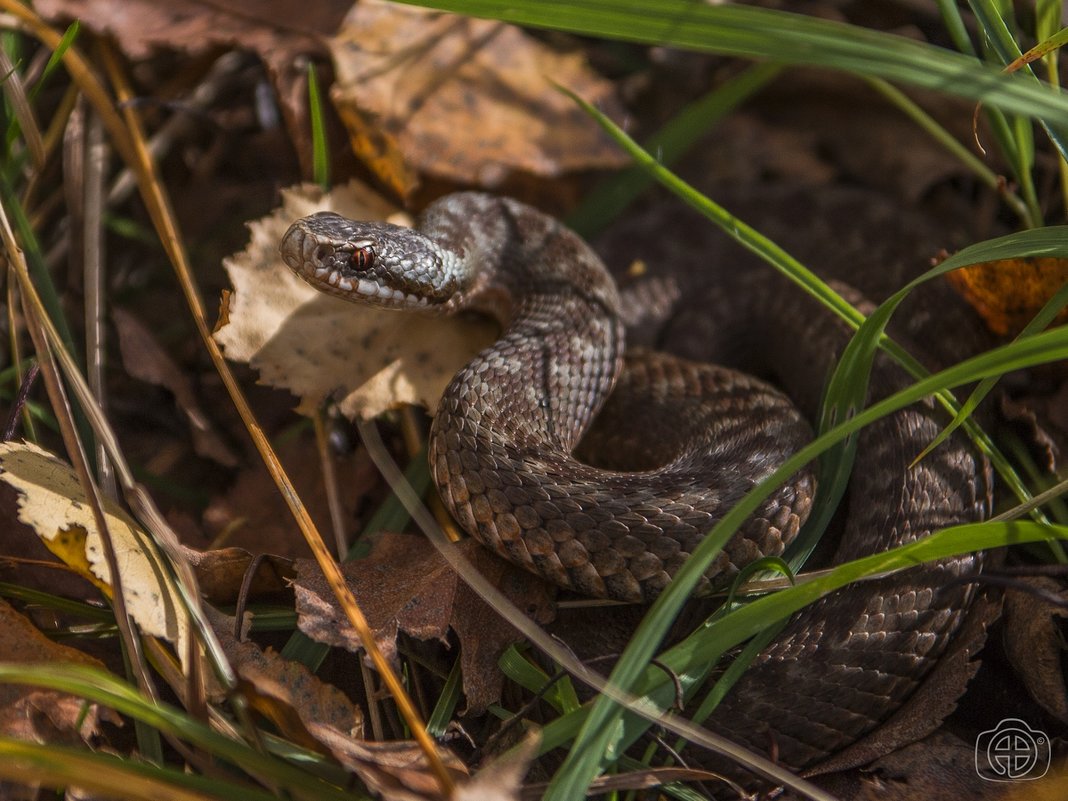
[2,361,38,440]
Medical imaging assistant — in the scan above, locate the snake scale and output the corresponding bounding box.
[280,192,992,778]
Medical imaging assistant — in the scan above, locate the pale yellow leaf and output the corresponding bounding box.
[213,180,495,419]
[0,441,188,657]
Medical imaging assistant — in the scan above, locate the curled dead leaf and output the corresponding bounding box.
[214,181,495,419]
[0,599,121,743]
[329,0,626,198]
[310,722,468,801]
[203,605,363,747]
[183,545,294,605]
[946,256,1068,336]
[1004,577,1068,724]
[454,731,537,801]
[294,532,555,714]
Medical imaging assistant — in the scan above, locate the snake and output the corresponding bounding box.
[279,192,992,779]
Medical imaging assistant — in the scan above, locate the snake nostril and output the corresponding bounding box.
[314,244,332,265]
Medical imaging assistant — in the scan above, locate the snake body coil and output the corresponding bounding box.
[280,193,991,774]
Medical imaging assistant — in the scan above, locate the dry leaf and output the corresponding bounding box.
[0,598,120,743]
[183,545,294,605]
[0,441,189,659]
[946,256,1068,336]
[113,307,238,467]
[1004,578,1068,723]
[37,0,345,60]
[454,731,537,801]
[203,605,363,745]
[329,0,626,198]
[295,532,555,714]
[797,732,1009,801]
[310,722,468,801]
[1000,381,1068,473]
[214,181,495,419]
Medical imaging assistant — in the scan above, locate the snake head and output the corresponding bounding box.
[280,211,463,310]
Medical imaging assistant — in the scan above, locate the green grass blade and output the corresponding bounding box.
[307,64,329,189]
[916,276,1068,466]
[0,581,114,622]
[546,325,1068,798]
[1016,24,1068,65]
[0,181,78,359]
[936,0,978,55]
[0,736,287,801]
[399,0,1068,126]
[0,663,353,801]
[970,0,1068,178]
[29,20,79,101]
[663,521,1064,681]
[595,519,1066,772]
[567,62,780,238]
[681,621,783,731]
[499,644,580,715]
[426,658,463,737]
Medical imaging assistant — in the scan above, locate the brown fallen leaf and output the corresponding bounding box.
[183,545,294,605]
[329,0,626,199]
[946,256,1068,336]
[113,307,238,467]
[1000,380,1068,473]
[295,532,556,714]
[310,722,468,801]
[203,605,363,747]
[455,731,537,801]
[37,0,344,60]
[0,598,120,743]
[795,732,1010,801]
[214,181,496,419]
[1003,577,1068,724]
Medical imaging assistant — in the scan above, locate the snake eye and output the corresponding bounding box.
[353,245,375,271]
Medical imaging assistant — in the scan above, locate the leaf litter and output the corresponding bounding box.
[295,532,556,715]
[2,2,1067,800]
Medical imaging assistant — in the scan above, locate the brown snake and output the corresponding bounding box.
[280,192,992,776]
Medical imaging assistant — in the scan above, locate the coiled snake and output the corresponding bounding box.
[280,193,991,776]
